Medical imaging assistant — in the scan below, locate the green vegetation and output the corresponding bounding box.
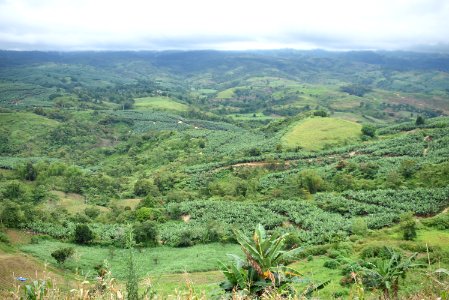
[51,247,74,264]
[134,96,189,112]
[282,117,362,151]
[1,50,449,299]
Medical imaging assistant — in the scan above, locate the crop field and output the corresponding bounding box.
[134,96,189,112]
[1,50,449,299]
[282,117,362,151]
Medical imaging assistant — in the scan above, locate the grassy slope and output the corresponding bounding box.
[216,88,236,99]
[43,191,111,214]
[282,117,362,151]
[0,112,58,144]
[20,242,241,280]
[134,96,188,112]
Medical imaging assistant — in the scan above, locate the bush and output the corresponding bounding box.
[284,233,301,250]
[74,224,94,244]
[323,259,340,269]
[133,221,158,247]
[0,231,10,244]
[422,213,449,230]
[84,207,101,219]
[133,179,158,197]
[400,212,417,241]
[0,201,25,228]
[360,245,396,259]
[351,218,368,236]
[51,247,74,264]
[298,244,330,258]
[135,207,152,222]
[361,124,376,138]
[22,162,38,181]
[296,169,326,194]
[415,115,425,126]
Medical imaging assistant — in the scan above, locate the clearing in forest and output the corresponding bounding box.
[134,96,188,112]
[282,117,362,151]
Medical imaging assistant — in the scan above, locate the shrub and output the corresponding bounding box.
[400,212,417,241]
[0,231,10,244]
[351,218,368,237]
[22,162,38,181]
[74,224,94,244]
[0,201,25,228]
[133,179,157,197]
[296,169,326,194]
[133,221,158,247]
[360,245,396,259]
[361,124,376,138]
[422,213,449,230]
[51,247,74,264]
[84,207,101,219]
[415,115,425,126]
[135,207,152,222]
[324,259,340,269]
[284,232,301,250]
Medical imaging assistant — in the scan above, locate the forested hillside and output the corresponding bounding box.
[1,50,449,299]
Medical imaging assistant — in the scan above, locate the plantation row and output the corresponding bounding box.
[22,187,449,247]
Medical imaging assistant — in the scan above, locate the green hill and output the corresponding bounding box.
[282,117,362,151]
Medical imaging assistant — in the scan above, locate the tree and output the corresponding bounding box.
[296,169,325,194]
[2,181,26,200]
[135,207,152,222]
[32,185,48,203]
[398,159,418,179]
[51,247,74,264]
[133,179,157,197]
[415,115,425,126]
[21,162,38,181]
[0,201,25,228]
[133,221,158,247]
[361,124,376,138]
[74,224,94,244]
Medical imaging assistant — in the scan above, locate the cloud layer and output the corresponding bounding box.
[0,0,448,51]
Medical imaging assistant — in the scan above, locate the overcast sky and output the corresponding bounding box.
[0,0,448,51]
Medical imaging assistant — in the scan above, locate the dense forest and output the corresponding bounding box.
[1,50,449,299]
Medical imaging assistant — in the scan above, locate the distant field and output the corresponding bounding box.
[228,112,279,121]
[0,112,58,150]
[44,191,110,214]
[112,198,141,210]
[282,117,362,151]
[134,96,188,112]
[216,88,236,99]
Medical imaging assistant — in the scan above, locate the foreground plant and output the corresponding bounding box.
[219,224,328,298]
[361,249,419,300]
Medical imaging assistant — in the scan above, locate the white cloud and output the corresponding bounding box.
[0,0,448,50]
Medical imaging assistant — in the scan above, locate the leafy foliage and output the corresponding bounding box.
[51,247,74,264]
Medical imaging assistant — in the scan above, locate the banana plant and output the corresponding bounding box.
[361,249,420,300]
[219,224,326,297]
